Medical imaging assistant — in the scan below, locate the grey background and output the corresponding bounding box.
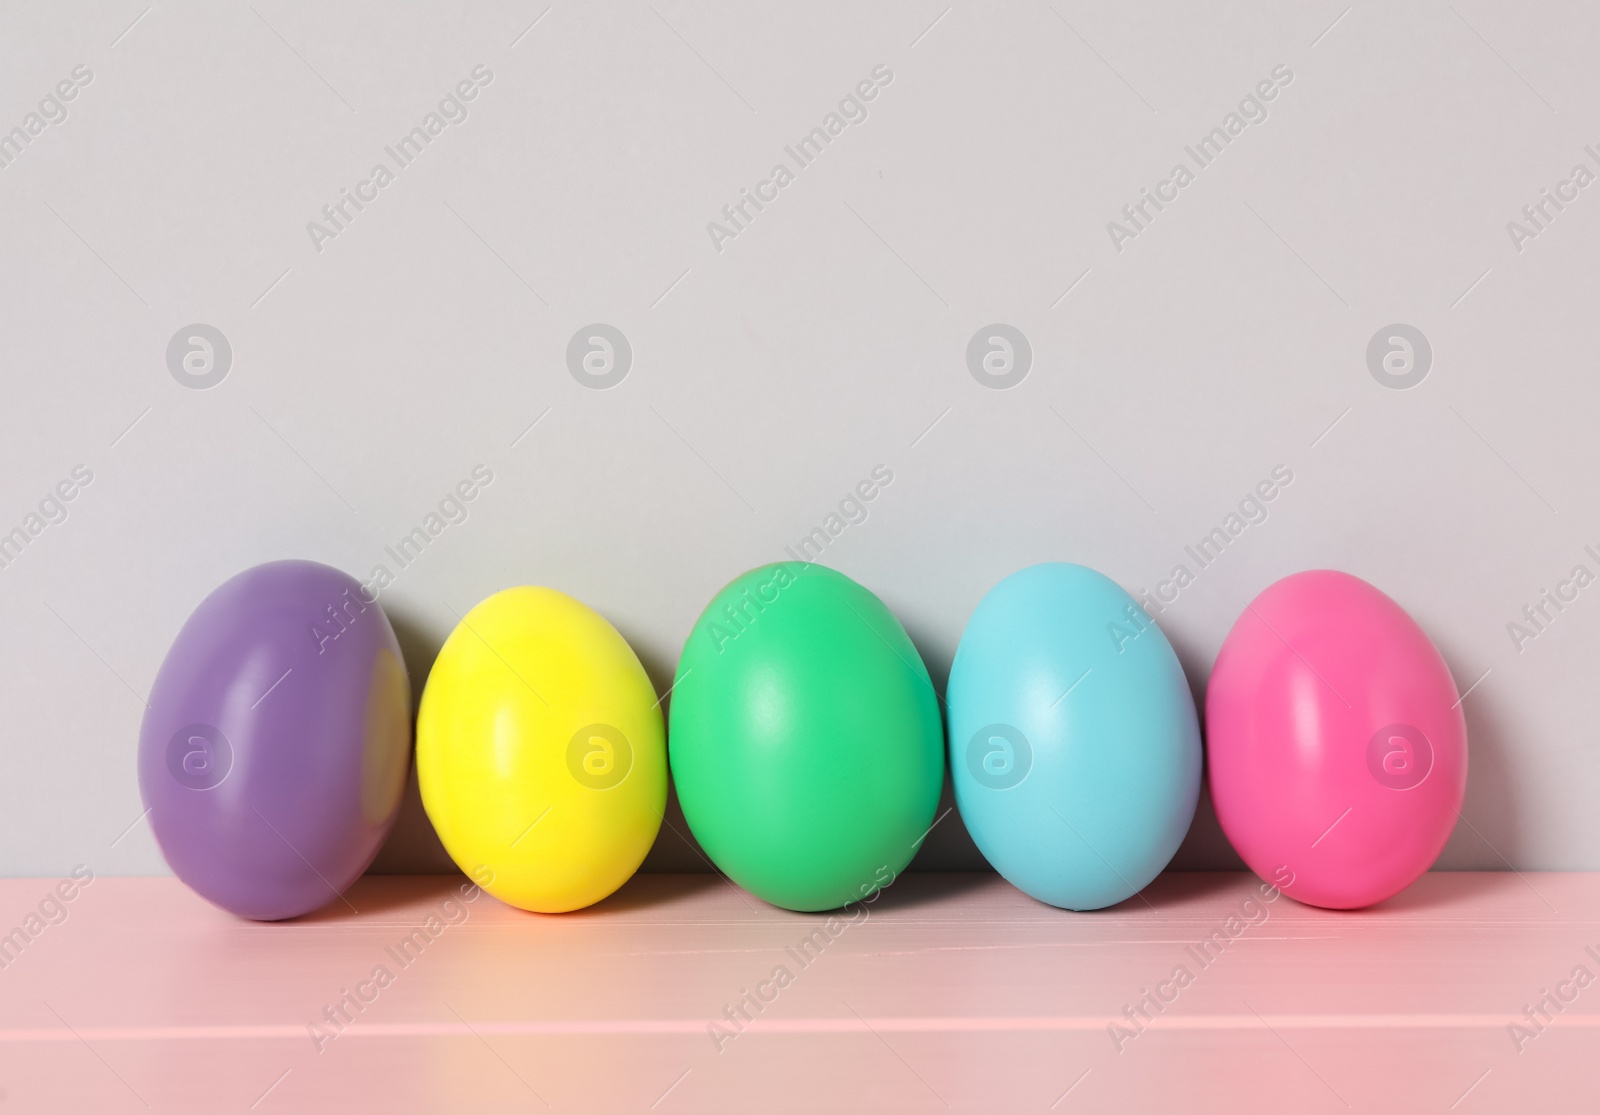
[3,0,1597,879]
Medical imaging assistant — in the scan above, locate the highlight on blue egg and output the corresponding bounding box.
[946,563,1201,910]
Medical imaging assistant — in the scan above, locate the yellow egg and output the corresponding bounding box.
[417,587,666,912]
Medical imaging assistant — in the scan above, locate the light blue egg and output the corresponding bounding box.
[948,563,1201,910]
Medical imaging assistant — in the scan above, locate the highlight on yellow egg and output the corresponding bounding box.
[416,586,667,913]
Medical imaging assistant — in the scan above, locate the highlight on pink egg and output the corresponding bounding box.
[1205,570,1468,909]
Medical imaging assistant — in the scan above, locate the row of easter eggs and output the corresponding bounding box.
[137,560,1467,921]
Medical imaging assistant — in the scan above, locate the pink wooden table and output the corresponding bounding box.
[0,872,1594,1112]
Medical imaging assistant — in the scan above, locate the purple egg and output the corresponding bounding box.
[138,560,411,920]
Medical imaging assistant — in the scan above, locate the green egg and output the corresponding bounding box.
[668,563,945,912]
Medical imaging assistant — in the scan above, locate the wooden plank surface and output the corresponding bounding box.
[0,872,1594,1112]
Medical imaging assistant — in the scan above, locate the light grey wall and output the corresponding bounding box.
[3,0,1597,879]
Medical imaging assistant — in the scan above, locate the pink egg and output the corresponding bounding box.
[1206,571,1467,909]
